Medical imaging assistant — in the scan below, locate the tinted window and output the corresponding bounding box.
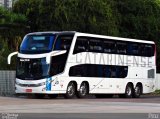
[128,43,139,55]
[20,34,55,54]
[103,41,116,53]
[50,54,67,76]
[73,37,88,54]
[139,44,145,56]
[16,58,50,80]
[69,64,128,78]
[117,42,127,54]
[54,35,73,51]
[73,36,154,57]
[89,39,103,52]
[144,44,154,57]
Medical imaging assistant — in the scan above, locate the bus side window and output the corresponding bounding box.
[144,44,153,57]
[116,66,128,78]
[73,37,88,54]
[117,42,127,54]
[104,41,116,53]
[89,39,103,53]
[69,64,88,77]
[111,66,116,78]
[129,43,139,55]
[139,44,145,56]
[104,66,111,77]
[54,35,73,51]
[97,65,103,77]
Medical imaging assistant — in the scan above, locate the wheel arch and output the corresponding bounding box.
[126,82,134,89]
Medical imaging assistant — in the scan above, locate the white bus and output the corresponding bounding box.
[8,31,156,98]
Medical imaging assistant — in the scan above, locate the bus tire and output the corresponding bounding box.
[133,84,142,98]
[64,82,76,99]
[119,83,133,98]
[48,94,58,99]
[77,82,89,98]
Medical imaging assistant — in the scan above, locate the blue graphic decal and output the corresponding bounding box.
[46,77,52,91]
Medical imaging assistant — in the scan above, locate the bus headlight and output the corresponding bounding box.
[15,81,20,85]
[36,82,46,86]
[15,81,46,87]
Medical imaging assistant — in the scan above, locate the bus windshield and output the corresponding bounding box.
[17,34,74,80]
[16,57,50,80]
[20,34,55,54]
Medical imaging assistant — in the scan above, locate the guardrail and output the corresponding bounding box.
[0,71,159,96]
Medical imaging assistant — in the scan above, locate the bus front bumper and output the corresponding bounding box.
[15,84,66,94]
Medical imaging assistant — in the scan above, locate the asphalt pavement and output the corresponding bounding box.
[0,95,160,119]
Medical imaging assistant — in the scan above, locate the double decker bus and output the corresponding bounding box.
[8,31,156,98]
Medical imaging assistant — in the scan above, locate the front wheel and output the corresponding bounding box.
[64,82,76,99]
[77,82,89,98]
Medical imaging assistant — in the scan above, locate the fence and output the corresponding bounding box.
[0,71,15,96]
[155,74,160,90]
[0,71,160,96]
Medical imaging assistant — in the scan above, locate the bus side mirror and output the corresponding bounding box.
[8,52,18,64]
[46,50,67,64]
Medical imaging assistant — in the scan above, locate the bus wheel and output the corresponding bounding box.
[77,82,88,98]
[125,84,133,98]
[133,84,142,98]
[64,82,76,99]
[48,94,58,99]
[119,84,133,98]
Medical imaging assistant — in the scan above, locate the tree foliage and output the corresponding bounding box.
[1,0,160,71]
[0,7,27,69]
[114,0,160,72]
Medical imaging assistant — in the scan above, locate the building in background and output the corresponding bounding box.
[0,0,4,7]
[0,0,12,9]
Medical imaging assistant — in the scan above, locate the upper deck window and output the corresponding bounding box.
[20,34,55,54]
[54,35,73,51]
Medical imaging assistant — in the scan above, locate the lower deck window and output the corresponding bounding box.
[69,64,128,78]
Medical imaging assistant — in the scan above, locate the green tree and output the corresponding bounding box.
[0,7,27,69]
[11,0,160,72]
[13,0,41,31]
[114,0,160,72]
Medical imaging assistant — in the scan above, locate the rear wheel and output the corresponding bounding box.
[133,84,142,98]
[119,84,133,98]
[77,82,89,98]
[64,82,76,99]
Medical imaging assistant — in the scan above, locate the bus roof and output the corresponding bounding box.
[26,31,155,44]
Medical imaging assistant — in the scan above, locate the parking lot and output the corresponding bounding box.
[0,95,160,113]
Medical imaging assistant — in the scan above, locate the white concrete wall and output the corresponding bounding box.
[155,74,160,90]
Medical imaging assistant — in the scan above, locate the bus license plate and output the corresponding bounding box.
[26,89,32,93]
